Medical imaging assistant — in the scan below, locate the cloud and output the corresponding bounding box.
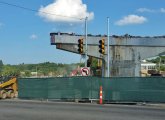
[160,8,165,13]
[137,8,155,13]
[115,14,147,26]
[30,34,38,40]
[137,8,165,13]
[38,0,94,23]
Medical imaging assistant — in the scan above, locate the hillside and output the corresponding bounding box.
[0,61,84,77]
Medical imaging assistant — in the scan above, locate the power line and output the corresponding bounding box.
[0,1,84,20]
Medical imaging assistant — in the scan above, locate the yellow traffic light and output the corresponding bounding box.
[78,38,83,54]
[99,39,105,54]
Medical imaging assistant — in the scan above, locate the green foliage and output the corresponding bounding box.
[24,71,31,77]
[88,57,100,76]
[1,62,83,77]
[2,65,20,76]
[91,58,98,68]
[148,56,165,71]
[148,56,165,64]
[0,60,3,75]
[160,66,165,71]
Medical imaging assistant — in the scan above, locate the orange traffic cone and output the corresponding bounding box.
[99,86,103,104]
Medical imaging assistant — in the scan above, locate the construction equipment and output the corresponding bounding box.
[141,69,163,77]
[0,76,17,99]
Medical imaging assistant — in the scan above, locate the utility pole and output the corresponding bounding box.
[85,17,88,67]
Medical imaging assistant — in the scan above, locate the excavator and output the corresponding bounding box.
[0,76,18,99]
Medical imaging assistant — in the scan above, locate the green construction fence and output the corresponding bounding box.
[18,77,165,102]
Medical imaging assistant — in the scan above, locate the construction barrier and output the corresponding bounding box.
[18,77,165,103]
[18,77,100,100]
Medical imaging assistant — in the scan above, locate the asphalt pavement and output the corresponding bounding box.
[0,100,165,120]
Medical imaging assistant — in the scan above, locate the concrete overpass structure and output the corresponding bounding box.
[50,33,165,77]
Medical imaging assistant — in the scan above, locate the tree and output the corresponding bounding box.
[2,65,20,76]
[24,71,31,77]
[148,56,165,71]
[0,60,3,75]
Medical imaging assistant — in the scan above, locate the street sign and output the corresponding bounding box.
[81,67,90,76]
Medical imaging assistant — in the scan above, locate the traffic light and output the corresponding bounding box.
[99,39,105,54]
[78,38,83,54]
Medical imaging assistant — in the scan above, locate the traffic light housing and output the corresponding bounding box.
[78,38,83,54]
[99,39,105,54]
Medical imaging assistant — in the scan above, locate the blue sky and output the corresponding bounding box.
[0,0,165,64]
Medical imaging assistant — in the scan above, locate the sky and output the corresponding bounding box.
[0,0,165,65]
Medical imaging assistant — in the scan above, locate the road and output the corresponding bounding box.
[0,100,165,120]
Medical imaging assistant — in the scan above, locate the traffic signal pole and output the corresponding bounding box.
[85,17,88,67]
[107,17,110,77]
